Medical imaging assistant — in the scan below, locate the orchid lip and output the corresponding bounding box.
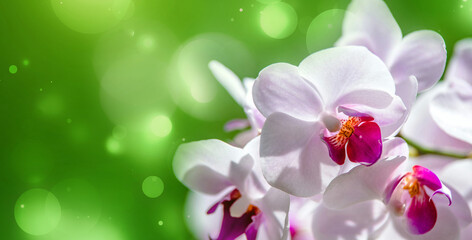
[207,189,262,240]
[322,115,382,166]
[386,166,452,235]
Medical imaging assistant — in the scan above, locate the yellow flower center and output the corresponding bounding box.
[403,174,421,197]
[338,117,362,138]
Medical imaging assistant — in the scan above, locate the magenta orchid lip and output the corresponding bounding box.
[385,165,452,235]
[322,114,382,166]
[207,189,262,240]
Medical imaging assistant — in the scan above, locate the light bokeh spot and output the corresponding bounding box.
[458,1,472,26]
[142,176,164,198]
[260,2,298,39]
[257,0,281,3]
[15,188,61,235]
[150,115,172,138]
[99,55,175,127]
[106,136,123,154]
[9,65,18,74]
[52,179,102,235]
[167,33,255,121]
[137,34,156,52]
[306,9,346,53]
[51,0,133,34]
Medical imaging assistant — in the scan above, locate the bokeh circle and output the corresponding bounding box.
[306,9,347,53]
[15,188,61,235]
[142,176,164,198]
[51,0,133,34]
[260,2,298,39]
[167,33,255,121]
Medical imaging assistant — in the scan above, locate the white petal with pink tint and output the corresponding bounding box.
[323,156,406,209]
[446,39,472,86]
[254,188,291,240]
[312,200,389,240]
[253,63,323,121]
[209,60,246,106]
[173,139,251,194]
[430,89,472,145]
[336,0,402,61]
[387,30,446,92]
[299,46,396,111]
[401,83,472,154]
[260,112,339,197]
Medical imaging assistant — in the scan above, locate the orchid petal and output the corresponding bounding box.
[388,30,446,92]
[323,156,406,209]
[253,63,323,121]
[347,121,382,165]
[289,197,319,240]
[245,105,266,132]
[380,137,409,160]
[337,106,374,120]
[312,200,389,240]
[260,112,339,197]
[233,130,259,148]
[375,219,405,240]
[405,191,437,235]
[243,77,256,92]
[401,83,472,155]
[437,183,472,228]
[334,89,395,111]
[446,38,472,87]
[336,0,402,61]
[243,137,272,198]
[338,94,406,138]
[440,160,472,212]
[209,60,246,106]
[255,188,291,240]
[225,119,251,132]
[461,223,472,240]
[185,191,224,239]
[382,76,419,137]
[299,46,396,111]
[409,155,455,174]
[396,75,419,112]
[173,139,250,194]
[430,89,472,145]
[432,186,452,207]
[243,76,266,131]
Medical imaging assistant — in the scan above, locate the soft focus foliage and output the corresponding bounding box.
[2,0,472,239]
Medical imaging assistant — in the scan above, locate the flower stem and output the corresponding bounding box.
[399,135,470,159]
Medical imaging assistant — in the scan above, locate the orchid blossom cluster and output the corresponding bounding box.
[172,0,472,239]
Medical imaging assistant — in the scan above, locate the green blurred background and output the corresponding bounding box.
[1,0,470,239]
